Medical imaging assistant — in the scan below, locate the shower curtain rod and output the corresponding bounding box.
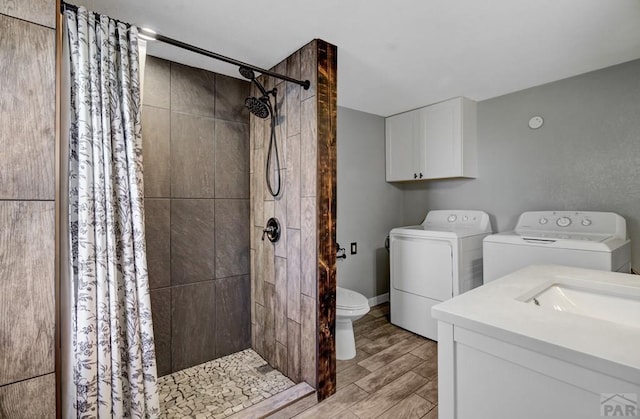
[60,2,311,90]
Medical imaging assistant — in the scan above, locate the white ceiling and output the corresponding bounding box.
[74,0,640,117]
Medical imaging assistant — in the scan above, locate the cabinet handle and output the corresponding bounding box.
[414,173,418,179]
[419,172,423,178]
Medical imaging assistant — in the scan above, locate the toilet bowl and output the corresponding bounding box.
[336,286,370,360]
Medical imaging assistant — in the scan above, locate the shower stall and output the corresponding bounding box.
[57,3,337,415]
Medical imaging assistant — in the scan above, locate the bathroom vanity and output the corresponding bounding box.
[432,265,640,419]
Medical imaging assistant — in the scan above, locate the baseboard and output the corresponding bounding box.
[368,292,389,307]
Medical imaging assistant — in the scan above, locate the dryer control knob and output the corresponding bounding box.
[557,216,571,227]
[581,218,592,226]
[447,215,457,222]
[539,217,548,225]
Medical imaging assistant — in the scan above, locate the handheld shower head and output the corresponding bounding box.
[245,96,270,119]
[238,66,255,80]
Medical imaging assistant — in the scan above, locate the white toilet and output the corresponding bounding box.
[336,286,370,360]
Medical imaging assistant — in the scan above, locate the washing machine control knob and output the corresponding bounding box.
[581,218,592,226]
[447,215,457,223]
[556,216,571,227]
[539,217,548,225]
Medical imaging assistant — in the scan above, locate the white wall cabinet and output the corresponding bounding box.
[385,97,477,182]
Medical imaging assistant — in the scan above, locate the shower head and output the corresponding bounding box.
[238,66,255,80]
[245,96,270,119]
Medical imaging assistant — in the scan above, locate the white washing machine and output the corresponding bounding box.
[390,210,492,341]
[483,211,631,283]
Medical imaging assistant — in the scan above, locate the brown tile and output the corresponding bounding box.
[267,392,317,419]
[355,353,423,394]
[300,97,317,198]
[286,228,301,323]
[143,56,170,109]
[0,16,54,200]
[375,393,434,419]
[275,256,288,344]
[253,232,264,306]
[142,106,170,197]
[150,288,171,376]
[368,303,390,318]
[150,322,173,375]
[171,281,216,371]
[285,134,301,229]
[365,322,413,341]
[170,199,215,284]
[170,62,216,117]
[349,372,428,419]
[336,347,372,373]
[215,275,251,357]
[295,383,367,419]
[413,357,438,381]
[353,316,388,337]
[300,197,316,297]
[287,319,301,382]
[264,282,276,366]
[214,73,250,122]
[285,52,301,138]
[411,340,438,361]
[359,331,413,354]
[230,382,314,419]
[423,405,438,419]
[144,199,170,289]
[170,112,215,198]
[0,201,54,385]
[252,147,264,226]
[300,40,317,101]
[0,0,55,28]
[276,341,289,377]
[274,192,288,258]
[214,199,250,278]
[300,294,316,387]
[415,379,438,405]
[358,336,424,372]
[215,120,249,199]
[337,364,370,390]
[254,303,265,357]
[0,373,55,419]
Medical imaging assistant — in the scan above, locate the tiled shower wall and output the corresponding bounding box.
[250,40,320,387]
[0,1,57,417]
[142,56,252,376]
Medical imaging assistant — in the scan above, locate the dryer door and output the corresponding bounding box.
[391,235,453,301]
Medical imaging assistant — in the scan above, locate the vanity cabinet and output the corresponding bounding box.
[385,97,477,182]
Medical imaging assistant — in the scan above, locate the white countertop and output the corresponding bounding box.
[432,265,640,384]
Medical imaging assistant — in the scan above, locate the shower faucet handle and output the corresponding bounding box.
[262,217,281,243]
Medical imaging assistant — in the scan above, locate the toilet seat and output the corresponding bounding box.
[337,287,368,310]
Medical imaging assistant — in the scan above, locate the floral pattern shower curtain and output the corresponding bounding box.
[65,7,160,418]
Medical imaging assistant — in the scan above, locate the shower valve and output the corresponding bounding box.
[262,217,281,243]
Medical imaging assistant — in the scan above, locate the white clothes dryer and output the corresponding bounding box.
[483,211,631,283]
[389,210,492,341]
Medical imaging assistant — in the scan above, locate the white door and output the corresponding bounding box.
[391,235,453,301]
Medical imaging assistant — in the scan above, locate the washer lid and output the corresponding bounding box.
[337,287,369,309]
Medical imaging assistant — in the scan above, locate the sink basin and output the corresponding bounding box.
[528,283,640,328]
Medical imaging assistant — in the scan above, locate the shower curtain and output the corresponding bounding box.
[64,7,159,418]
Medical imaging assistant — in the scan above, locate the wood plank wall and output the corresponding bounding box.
[0,0,57,417]
[250,39,337,402]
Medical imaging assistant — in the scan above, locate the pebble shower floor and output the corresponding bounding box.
[158,349,295,418]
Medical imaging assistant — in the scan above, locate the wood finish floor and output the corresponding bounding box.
[268,303,438,418]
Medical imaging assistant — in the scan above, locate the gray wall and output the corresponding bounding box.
[337,107,404,299]
[400,59,640,271]
[0,1,56,416]
[142,56,251,375]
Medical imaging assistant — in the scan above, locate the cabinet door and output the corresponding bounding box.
[385,111,415,181]
[421,98,462,179]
